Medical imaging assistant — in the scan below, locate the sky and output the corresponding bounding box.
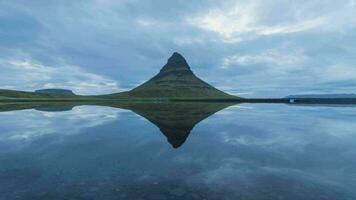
[0,0,356,97]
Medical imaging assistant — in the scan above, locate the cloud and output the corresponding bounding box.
[0,105,124,142]
[0,0,356,97]
[0,58,121,95]
[321,64,356,82]
[186,1,320,41]
[222,45,308,69]
[187,0,356,42]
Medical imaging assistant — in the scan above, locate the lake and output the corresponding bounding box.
[0,102,355,200]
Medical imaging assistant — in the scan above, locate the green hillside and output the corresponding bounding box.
[108,52,237,100]
[0,89,98,101]
[0,89,75,99]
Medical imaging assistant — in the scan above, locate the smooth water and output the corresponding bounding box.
[0,103,355,200]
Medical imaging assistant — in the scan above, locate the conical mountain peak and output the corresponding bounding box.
[160,52,190,72]
[125,52,234,98]
[168,52,187,63]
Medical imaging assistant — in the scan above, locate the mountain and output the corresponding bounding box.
[35,89,75,95]
[112,52,236,99]
[285,94,356,99]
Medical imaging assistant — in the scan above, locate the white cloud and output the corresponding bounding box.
[186,2,258,39]
[136,18,156,27]
[173,37,206,45]
[0,58,121,95]
[349,0,356,6]
[222,46,308,69]
[258,17,326,35]
[321,64,356,82]
[187,0,355,42]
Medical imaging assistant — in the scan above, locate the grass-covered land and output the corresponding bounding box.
[0,88,241,103]
[0,89,104,102]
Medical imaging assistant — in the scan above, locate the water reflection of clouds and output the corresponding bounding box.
[0,106,126,142]
[195,104,356,197]
[214,105,254,116]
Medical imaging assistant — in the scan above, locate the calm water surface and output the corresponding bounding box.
[0,103,355,200]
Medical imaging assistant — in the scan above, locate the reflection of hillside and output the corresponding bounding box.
[117,103,233,148]
[0,102,83,112]
[0,102,233,148]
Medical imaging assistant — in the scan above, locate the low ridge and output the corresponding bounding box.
[35,89,75,95]
[125,52,235,99]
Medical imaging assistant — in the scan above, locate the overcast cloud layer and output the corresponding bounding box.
[1,0,356,97]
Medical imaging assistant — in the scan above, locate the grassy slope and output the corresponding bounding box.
[0,86,240,102]
[105,71,239,100]
[0,89,74,98]
[0,89,105,101]
[104,53,240,100]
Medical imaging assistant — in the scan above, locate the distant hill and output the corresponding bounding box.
[285,94,356,99]
[35,89,75,95]
[108,52,237,99]
[0,89,79,100]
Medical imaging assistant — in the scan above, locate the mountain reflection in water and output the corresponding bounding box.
[0,102,233,148]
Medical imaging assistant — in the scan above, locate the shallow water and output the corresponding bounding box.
[0,102,355,200]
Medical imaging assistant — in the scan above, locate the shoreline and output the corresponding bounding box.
[1,97,356,104]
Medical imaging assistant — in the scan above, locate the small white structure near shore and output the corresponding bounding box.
[289,99,296,103]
